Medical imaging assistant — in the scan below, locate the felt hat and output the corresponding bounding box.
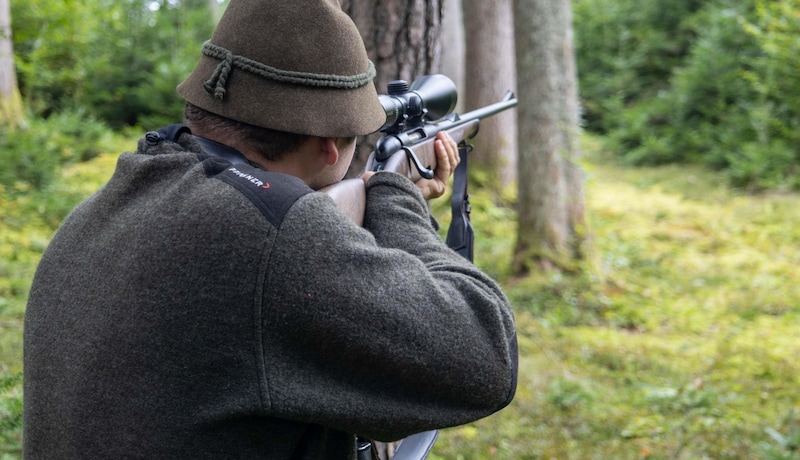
[177,0,385,137]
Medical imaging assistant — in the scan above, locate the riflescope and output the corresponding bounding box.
[378,74,458,135]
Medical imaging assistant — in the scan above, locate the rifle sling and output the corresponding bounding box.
[445,143,474,262]
[194,135,251,166]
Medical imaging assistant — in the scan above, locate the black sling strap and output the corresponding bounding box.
[445,142,474,262]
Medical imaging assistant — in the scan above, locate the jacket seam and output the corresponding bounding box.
[253,235,276,413]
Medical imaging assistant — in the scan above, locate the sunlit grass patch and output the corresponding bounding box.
[434,139,800,458]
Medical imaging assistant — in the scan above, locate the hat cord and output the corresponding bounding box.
[201,41,377,100]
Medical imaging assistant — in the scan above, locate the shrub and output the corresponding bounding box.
[576,0,800,190]
[12,0,213,129]
[0,109,111,189]
[574,0,705,133]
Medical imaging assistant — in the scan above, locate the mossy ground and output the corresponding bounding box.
[431,138,800,459]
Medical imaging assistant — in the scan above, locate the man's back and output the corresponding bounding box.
[24,135,517,459]
[23,143,326,458]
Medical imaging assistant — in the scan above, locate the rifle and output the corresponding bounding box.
[322,74,517,460]
[323,74,517,262]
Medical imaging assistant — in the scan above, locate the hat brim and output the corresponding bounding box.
[178,56,386,138]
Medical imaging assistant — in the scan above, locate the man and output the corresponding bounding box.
[23,1,518,458]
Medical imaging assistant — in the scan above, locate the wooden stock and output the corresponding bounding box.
[322,119,479,224]
[320,178,367,226]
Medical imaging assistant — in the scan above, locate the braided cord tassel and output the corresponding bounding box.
[199,41,376,100]
[203,46,234,100]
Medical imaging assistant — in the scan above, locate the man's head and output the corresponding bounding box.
[184,101,356,190]
[178,0,385,138]
[183,103,310,162]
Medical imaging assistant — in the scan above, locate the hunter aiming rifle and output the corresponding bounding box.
[136,74,514,460]
[323,74,517,460]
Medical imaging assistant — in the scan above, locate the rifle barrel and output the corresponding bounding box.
[444,91,517,133]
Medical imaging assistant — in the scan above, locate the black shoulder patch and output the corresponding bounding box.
[207,161,312,228]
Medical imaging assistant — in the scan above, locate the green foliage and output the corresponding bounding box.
[12,0,215,128]
[575,0,800,190]
[608,2,761,165]
[573,0,705,132]
[0,374,23,455]
[79,0,215,128]
[761,409,800,459]
[11,0,97,115]
[0,109,111,189]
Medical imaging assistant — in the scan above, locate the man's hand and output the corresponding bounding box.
[360,131,460,200]
[414,131,460,201]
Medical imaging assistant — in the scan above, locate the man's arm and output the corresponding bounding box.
[260,174,517,441]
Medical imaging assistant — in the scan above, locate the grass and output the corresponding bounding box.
[2,135,800,458]
[430,140,800,459]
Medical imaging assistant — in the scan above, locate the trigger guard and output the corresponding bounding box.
[402,147,435,180]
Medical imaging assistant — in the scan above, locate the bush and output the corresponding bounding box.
[0,109,111,189]
[576,0,800,190]
[574,0,705,133]
[12,0,213,129]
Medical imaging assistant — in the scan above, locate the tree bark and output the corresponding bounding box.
[0,0,23,128]
[342,0,444,177]
[463,0,518,190]
[513,0,585,273]
[440,0,464,112]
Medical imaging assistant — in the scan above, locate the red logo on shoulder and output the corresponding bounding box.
[261,183,271,189]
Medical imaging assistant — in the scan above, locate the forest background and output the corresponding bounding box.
[2,0,800,458]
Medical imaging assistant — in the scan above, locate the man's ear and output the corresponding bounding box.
[321,137,339,166]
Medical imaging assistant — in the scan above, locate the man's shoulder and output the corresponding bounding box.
[204,159,313,229]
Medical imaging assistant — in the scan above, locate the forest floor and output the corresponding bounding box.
[432,137,800,459]
[2,135,800,459]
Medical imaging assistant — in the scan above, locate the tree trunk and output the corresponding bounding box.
[209,0,219,21]
[559,3,586,260]
[342,0,444,178]
[440,0,464,113]
[463,0,518,190]
[512,0,585,274]
[0,0,23,128]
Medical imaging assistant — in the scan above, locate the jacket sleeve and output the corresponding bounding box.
[260,172,518,441]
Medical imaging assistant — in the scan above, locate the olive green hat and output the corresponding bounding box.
[177,0,385,137]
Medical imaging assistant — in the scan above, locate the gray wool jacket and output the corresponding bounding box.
[23,129,518,459]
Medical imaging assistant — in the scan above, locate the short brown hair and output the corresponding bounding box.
[184,103,309,161]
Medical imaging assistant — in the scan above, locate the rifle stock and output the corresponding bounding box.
[321,178,367,226]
